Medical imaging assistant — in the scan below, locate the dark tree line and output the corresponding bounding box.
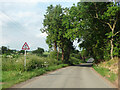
[1,46,45,55]
[1,46,16,54]
[32,47,44,55]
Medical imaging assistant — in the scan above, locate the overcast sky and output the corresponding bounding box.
[0,0,80,51]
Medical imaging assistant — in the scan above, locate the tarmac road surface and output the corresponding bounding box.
[13,63,116,88]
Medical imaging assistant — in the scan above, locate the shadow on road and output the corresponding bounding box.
[73,63,93,67]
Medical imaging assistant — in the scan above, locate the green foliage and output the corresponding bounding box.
[2,54,60,71]
[49,51,57,59]
[18,50,24,54]
[42,52,49,57]
[70,53,81,59]
[103,42,111,60]
[2,53,69,88]
[41,2,120,63]
[2,64,68,88]
[1,46,17,55]
[93,66,110,76]
[108,73,118,82]
[49,51,62,61]
[1,46,8,54]
[69,56,81,65]
[32,47,44,55]
[93,65,118,82]
[2,55,24,71]
[80,49,88,58]
[113,42,120,56]
[69,53,82,65]
[41,5,74,62]
[72,2,120,61]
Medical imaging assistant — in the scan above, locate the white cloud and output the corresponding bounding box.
[0,37,11,46]
[16,12,43,18]
[36,32,48,38]
[0,0,79,3]
[14,12,44,34]
[0,1,78,50]
[0,12,12,23]
[17,12,33,18]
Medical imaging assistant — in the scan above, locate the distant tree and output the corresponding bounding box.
[1,46,17,55]
[32,47,44,55]
[0,47,1,55]
[1,46,8,54]
[18,50,25,54]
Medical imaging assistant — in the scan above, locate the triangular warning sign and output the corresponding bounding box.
[22,42,30,50]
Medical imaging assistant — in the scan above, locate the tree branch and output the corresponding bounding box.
[106,22,113,30]
[114,30,120,36]
[112,19,117,30]
[93,2,98,18]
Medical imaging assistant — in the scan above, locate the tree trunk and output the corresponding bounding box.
[67,48,71,61]
[57,47,60,60]
[110,29,114,60]
[62,48,64,61]
[54,41,57,51]
[110,39,114,60]
[107,20,117,60]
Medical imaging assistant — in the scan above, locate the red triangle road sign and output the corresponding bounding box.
[22,42,30,50]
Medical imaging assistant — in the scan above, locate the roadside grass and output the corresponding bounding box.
[93,66,117,82]
[2,64,68,88]
[93,58,118,83]
[2,53,68,88]
[0,69,1,90]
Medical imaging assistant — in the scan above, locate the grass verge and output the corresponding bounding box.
[93,65,118,82]
[2,64,68,89]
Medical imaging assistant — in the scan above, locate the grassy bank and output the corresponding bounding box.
[2,54,68,88]
[2,64,68,88]
[93,58,118,84]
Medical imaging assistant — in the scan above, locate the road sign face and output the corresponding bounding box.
[22,42,30,50]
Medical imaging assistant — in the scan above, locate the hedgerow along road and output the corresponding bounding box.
[12,63,116,88]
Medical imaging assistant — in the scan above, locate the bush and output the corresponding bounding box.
[32,47,44,55]
[70,53,81,59]
[2,54,61,71]
[49,51,57,59]
[68,53,82,65]
[69,56,81,65]
[2,56,25,71]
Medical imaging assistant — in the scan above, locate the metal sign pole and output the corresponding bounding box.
[22,42,30,70]
[24,50,26,68]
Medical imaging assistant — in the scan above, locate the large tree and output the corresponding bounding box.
[94,2,120,59]
[68,2,120,61]
[41,5,74,61]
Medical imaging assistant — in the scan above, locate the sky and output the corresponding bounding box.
[0,0,80,51]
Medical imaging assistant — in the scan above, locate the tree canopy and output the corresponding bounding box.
[41,2,120,63]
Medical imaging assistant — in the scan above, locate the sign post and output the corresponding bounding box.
[22,42,30,70]
[24,50,26,67]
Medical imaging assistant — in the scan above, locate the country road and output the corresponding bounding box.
[13,63,116,88]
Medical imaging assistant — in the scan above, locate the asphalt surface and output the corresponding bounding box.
[15,63,115,88]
